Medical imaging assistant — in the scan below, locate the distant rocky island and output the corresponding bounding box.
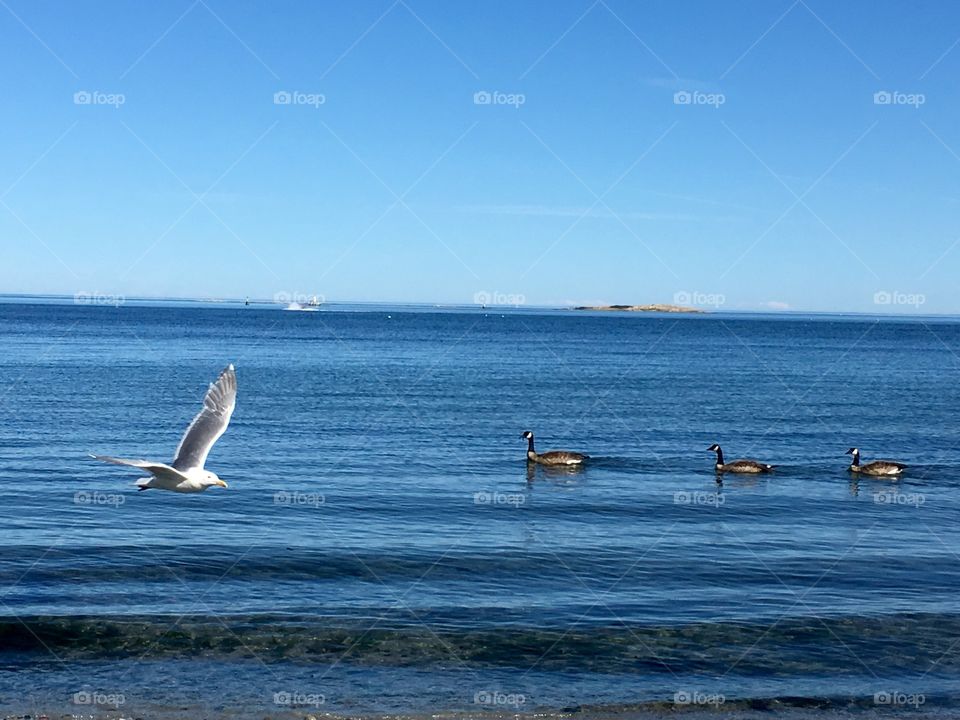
[574,303,706,313]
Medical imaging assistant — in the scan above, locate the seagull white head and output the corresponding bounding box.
[202,471,228,489]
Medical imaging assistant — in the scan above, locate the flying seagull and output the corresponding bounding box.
[92,364,237,492]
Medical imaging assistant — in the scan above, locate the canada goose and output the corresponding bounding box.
[707,443,774,474]
[846,448,905,477]
[521,431,588,466]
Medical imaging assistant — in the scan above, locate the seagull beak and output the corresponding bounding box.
[216,479,228,488]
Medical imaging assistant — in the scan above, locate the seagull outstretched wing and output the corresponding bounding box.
[89,455,186,483]
[172,364,237,472]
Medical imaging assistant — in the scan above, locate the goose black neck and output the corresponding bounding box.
[715,447,724,465]
[527,436,535,453]
[850,450,859,467]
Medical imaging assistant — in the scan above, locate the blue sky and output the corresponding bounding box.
[1,0,959,312]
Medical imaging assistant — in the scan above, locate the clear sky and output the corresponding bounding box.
[1,1,959,312]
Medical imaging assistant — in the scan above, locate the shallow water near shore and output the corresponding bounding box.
[2,300,960,716]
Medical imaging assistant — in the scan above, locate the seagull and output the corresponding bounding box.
[92,364,237,492]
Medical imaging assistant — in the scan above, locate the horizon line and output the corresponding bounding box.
[0,292,956,318]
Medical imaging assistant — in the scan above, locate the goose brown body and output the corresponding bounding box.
[846,448,905,477]
[521,431,588,466]
[707,444,774,474]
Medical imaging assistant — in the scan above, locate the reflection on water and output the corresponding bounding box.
[525,461,587,483]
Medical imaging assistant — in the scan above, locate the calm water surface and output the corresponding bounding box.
[2,301,960,716]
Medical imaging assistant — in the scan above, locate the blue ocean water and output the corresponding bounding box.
[2,300,960,716]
